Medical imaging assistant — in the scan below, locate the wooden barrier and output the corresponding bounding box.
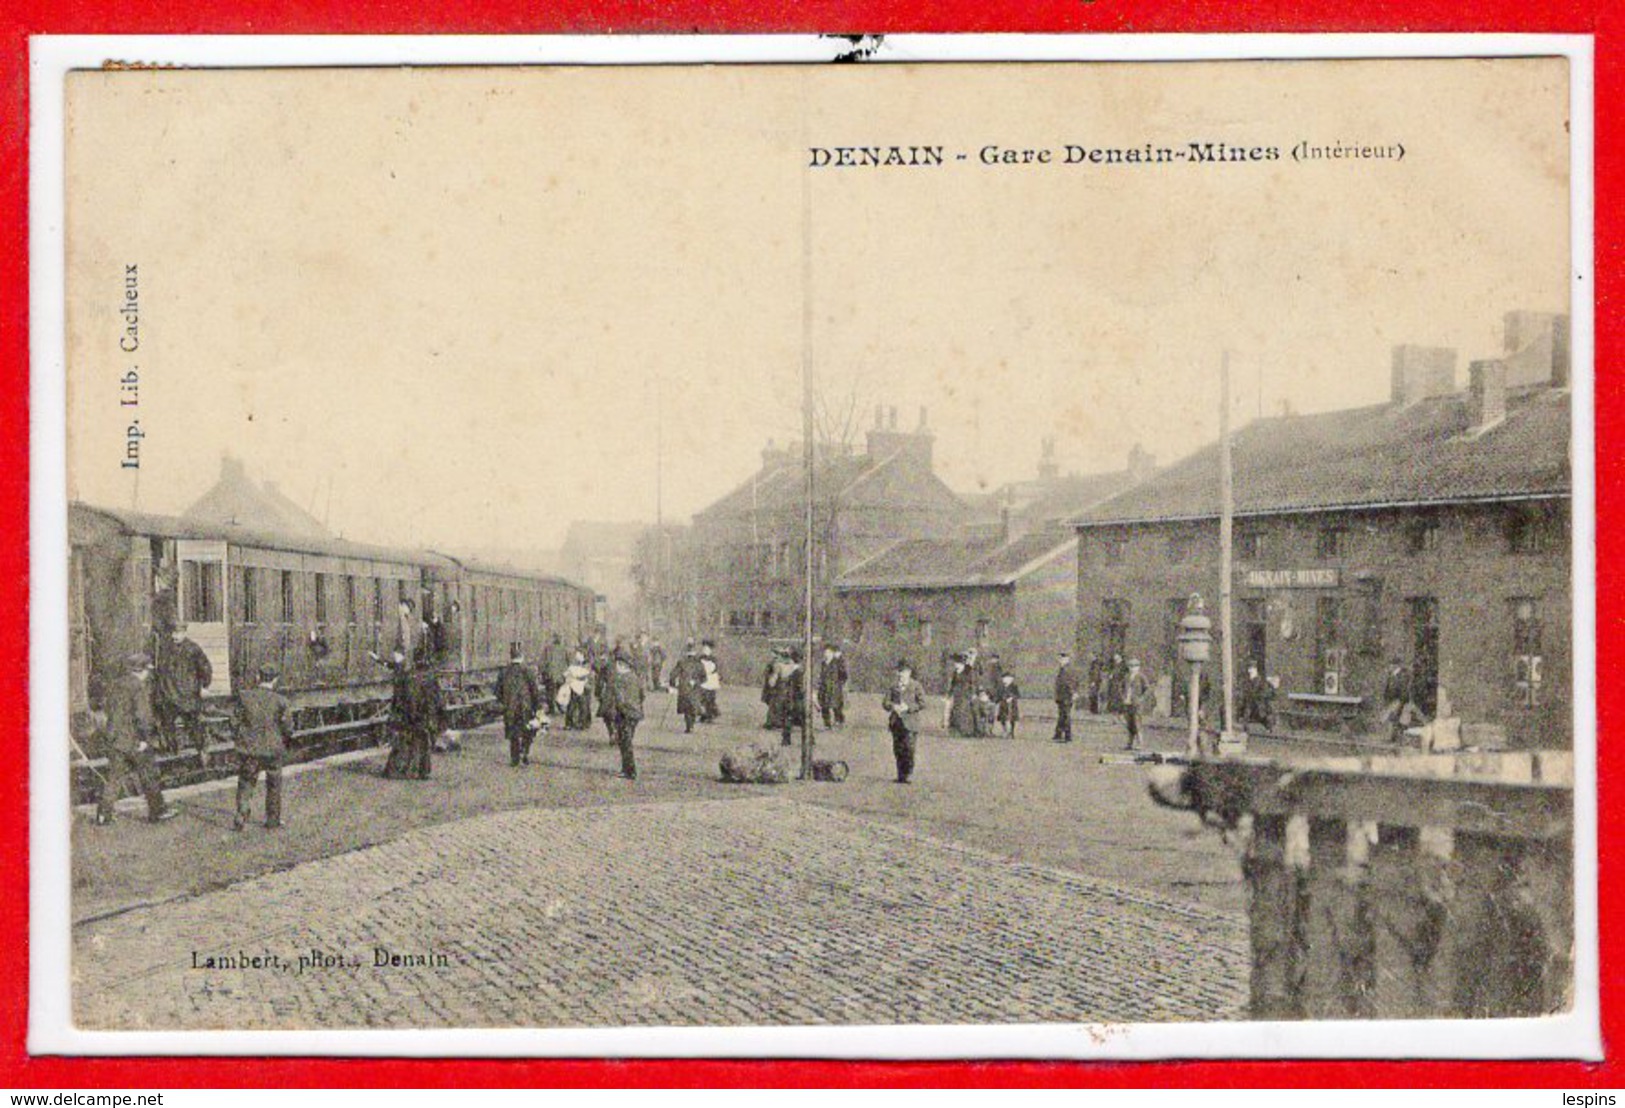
[1160,751,1573,1019]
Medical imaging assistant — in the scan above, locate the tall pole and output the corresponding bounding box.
[654,372,664,639]
[799,126,816,781]
[1219,350,1237,747]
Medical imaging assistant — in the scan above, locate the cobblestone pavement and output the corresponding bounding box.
[74,796,1248,1030]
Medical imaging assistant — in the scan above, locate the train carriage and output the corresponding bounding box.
[67,502,593,795]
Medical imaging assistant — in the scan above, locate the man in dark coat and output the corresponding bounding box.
[817,643,848,730]
[761,649,786,732]
[882,660,927,784]
[496,642,543,767]
[648,639,667,691]
[1380,659,1418,743]
[234,664,292,831]
[94,653,176,825]
[156,623,212,760]
[402,665,445,779]
[671,642,705,733]
[1238,659,1276,731]
[1052,650,1080,744]
[541,633,570,711]
[607,651,645,780]
[771,648,806,747]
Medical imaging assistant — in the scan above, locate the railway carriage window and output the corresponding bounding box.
[180,560,223,623]
[279,570,295,623]
[398,580,409,606]
[344,576,357,624]
[372,579,384,625]
[242,566,258,624]
[314,574,329,623]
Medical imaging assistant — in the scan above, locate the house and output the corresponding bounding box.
[683,404,967,677]
[1071,312,1572,747]
[183,455,332,540]
[832,448,1150,695]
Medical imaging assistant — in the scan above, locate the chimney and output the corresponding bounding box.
[865,399,935,470]
[761,437,783,469]
[998,503,1012,544]
[1468,359,1508,432]
[1037,438,1059,482]
[1127,443,1156,483]
[1502,311,1570,389]
[1390,345,1458,405]
[220,454,246,482]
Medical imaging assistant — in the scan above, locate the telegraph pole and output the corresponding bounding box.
[799,133,817,781]
[1219,350,1239,751]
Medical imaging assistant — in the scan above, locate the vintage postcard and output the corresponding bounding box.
[30,37,1596,1057]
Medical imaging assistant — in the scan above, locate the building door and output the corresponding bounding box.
[1241,598,1268,675]
[175,539,233,696]
[1408,596,1440,716]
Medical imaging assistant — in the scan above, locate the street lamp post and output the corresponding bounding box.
[1178,593,1213,758]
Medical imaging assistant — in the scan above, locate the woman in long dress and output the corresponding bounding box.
[560,650,594,731]
[947,654,979,737]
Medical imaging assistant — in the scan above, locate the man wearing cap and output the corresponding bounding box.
[156,622,213,762]
[882,660,927,784]
[817,642,848,730]
[1052,650,1080,744]
[234,664,292,830]
[94,653,176,825]
[607,650,645,780]
[1122,657,1153,751]
[496,642,543,767]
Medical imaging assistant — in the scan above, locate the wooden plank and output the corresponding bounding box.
[1246,815,1303,1020]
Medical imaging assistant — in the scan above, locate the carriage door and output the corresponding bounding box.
[175,539,232,696]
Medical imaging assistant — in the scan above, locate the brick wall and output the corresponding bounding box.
[1075,500,1572,747]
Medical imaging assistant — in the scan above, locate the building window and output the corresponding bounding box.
[760,610,774,631]
[279,570,295,623]
[1316,527,1345,559]
[975,618,991,647]
[314,573,329,623]
[1511,597,1544,706]
[242,566,258,624]
[1101,599,1130,657]
[1505,506,1559,555]
[1236,530,1262,561]
[1407,519,1440,555]
[850,618,865,645]
[1166,534,1189,564]
[920,619,934,647]
[1101,536,1126,564]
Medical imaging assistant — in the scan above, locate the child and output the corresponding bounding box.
[996,672,1021,739]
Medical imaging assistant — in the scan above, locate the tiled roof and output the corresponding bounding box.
[1075,387,1570,527]
[835,526,1075,591]
[696,453,885,519]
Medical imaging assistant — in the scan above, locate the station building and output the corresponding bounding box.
[1071,313,1573,748]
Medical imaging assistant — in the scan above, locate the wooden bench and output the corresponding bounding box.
[1278,691,1367,735]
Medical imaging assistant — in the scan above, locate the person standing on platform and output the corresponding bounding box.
[672,641,705,733]
[402,662,444,779]
[761,648,786,732]
[496,642,543,767]
[233,664,291,831]
[1053,651,1080,744]
[607,650,645,780]
[541,633,570,713]
[699,640,722,723]
[560,649,594,731]
[93,653,177,826]
[771,647,806,747]
[1238,659,1276,731]
[818,642,848,730]
[156,623,213,763]
[1105,651,1127,715]
[995,671,1021,739]
[946,653,978,736]
[1121,657,1153,752]
[883,660,927,785]
[648,638,667,691]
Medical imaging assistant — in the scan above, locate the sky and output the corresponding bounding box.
[64,59,1571,551]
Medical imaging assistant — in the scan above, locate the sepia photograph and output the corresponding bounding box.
[33,40,1593,1055]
